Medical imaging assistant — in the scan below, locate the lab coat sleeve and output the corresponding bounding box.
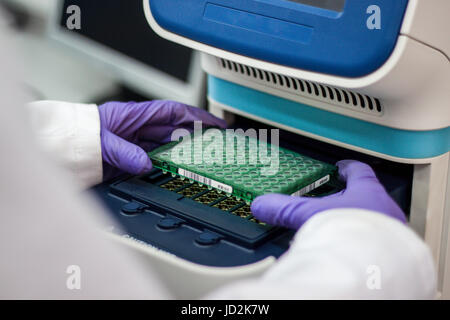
[207,209,437,299]
[0,12,173,298]
[26,101,103,188]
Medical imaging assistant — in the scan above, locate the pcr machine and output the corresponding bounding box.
[93,0,450,298]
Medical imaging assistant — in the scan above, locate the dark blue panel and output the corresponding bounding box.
[90,172,294,267]
[148,0,409,77]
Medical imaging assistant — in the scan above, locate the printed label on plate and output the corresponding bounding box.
[291,175,330,197]
[178,168,233,194]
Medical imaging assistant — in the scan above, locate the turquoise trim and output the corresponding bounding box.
[208,76,450,159]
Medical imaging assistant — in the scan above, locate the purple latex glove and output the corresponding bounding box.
[251,160,406,229]
[98,100,226,179]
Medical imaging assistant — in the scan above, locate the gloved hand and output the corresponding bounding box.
[98,100,226,179]
[251,160,406,229]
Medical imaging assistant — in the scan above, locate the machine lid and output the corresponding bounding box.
[146,0,409,78]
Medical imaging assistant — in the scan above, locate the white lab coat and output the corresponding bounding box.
[0,10,437,300]
[16,102,437,300]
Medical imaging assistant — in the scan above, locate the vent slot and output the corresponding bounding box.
[218,58,383,115]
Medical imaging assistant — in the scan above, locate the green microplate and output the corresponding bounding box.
[149,129,337,202]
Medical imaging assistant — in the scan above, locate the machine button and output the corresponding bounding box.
[121,201,147,215]
[195,232,222,246]
[157,217,183,230]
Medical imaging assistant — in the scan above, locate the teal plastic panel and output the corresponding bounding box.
[208,76,450,159]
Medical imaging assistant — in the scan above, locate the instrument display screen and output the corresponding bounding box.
[284,0,346,12]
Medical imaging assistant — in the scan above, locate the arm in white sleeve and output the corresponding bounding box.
[26,101,103,188]
[207,209,437,299]
[0,18,171,299]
